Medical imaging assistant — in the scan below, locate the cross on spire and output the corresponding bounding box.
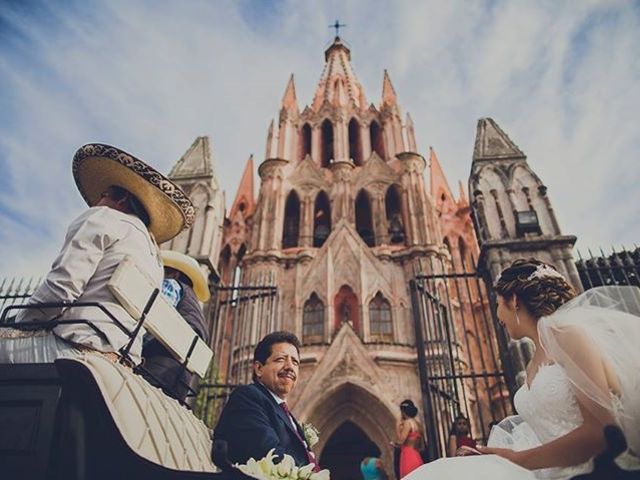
[329,19,346,37]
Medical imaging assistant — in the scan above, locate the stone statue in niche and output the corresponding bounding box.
[341,301,351,325]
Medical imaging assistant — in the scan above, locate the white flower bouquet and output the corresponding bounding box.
[235,449,330,480]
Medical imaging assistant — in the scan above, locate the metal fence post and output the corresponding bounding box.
[409,279,439,461]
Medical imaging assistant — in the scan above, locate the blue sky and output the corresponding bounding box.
[0,0,639,276]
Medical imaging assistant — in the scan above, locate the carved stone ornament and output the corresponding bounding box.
[397,152,426,174]
[331,160,355,182]
[320,349,376,391]
[258,158,288,180]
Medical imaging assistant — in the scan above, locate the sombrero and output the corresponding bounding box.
[72,143,195,243]
[160,250,210,302]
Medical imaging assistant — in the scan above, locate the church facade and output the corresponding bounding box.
[164,37,576,477]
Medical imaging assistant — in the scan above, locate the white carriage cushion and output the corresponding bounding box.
[108,256,213,377]
[65,353,215,472]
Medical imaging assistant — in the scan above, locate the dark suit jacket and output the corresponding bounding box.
[212,382,310,469]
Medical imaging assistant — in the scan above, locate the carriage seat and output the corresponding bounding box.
[58,352,216,472]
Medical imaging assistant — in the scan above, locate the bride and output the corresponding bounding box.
[406,259,640,480]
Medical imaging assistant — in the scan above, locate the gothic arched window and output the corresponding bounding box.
[313,191,331,248]
[321,119,334,168]
[355,190,375,247]
[282,191,300,248]
[385,184,405,245]
[230,243,247,305]
[300,123,312,161]
[370,292,392,341]
[218,243,232,284]
[443,237,452,257]
[348,118,363,166]
[370,120,385,159]
[303,293,324,343]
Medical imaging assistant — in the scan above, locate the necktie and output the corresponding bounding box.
[280,402,320,472]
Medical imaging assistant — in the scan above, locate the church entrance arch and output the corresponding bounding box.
[320,421,378,480]
[299,382,397,480]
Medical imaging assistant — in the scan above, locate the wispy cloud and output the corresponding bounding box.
[0,0,638,276]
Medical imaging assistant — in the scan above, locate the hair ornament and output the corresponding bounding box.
[526,264,565,281]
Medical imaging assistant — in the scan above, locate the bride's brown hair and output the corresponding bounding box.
[494,259,576,318]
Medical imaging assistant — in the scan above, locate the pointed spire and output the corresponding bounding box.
[169,136,213,179]
[405,112,414,126]
[473,118,526,161]
[405,112,417,152]
[382,69,398,106]
[281,74,298,112]
[458,180,468,205]
[429,146,453,200]
[265,119,275,159]
[230,155,255,218]
[311,36,367,111]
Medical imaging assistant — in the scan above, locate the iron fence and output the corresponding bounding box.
[0,277,40,322]
[576,246,639,290]
[195,276,278,427]
[411,255,513,460]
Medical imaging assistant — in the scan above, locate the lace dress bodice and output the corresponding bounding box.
[514,364,583,444]
[512,363,590,478]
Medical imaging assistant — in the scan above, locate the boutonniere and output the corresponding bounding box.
[302,423,320,448]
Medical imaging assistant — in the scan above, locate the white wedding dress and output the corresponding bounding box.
[405,286,640,480]
[404,364,588,480]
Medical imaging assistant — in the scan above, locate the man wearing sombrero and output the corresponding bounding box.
[11,143,195,365]
[141,250,210,403]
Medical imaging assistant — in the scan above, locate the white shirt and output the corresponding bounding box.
[15,207,163,364]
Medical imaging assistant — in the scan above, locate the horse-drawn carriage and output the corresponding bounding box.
[0,258,229,480]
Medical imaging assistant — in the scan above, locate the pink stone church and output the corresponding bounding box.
[162,36,574,478]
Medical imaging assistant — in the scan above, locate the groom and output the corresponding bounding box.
[212,331,319,472]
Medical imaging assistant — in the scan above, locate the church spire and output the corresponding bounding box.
[169,136,213,179]
[473,117,526,161]
[230,155,255,218]
[311,36,367,111]
[404,112,417,152]
[281,74,299,112]
[382,69,398,107]
[429,146,453,200]
[265,119,276,159]
[458,180,468,206]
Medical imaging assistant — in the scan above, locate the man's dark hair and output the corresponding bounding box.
[107,185,151,227]
[253,331,301,365]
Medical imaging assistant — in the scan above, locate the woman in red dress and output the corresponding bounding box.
[447,414,477,457]
[396,399,425,478]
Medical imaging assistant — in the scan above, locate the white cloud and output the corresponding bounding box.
[0,0,638,276]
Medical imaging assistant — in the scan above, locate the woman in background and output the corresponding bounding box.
[448,415,477,457]
[396,399,425,477]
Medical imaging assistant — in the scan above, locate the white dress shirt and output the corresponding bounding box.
[15,206,163,364]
